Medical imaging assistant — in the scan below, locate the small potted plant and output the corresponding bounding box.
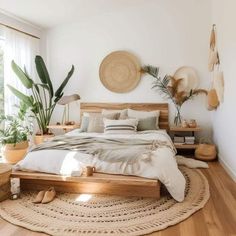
[0,103,33,164]
[7,55,74,144]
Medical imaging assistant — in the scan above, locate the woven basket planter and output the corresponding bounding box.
[0,164,12,202]
[1,141,29,164]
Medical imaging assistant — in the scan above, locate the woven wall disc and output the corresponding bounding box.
[99,51,141,93]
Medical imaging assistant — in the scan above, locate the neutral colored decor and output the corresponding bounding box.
[57,94,80,125]
[208,24,224,109]
[0,103,32,164]
[195,143,217,161]
[208,24,219,72]
[0,167,210,236]
[207,88,219,110]
[99,51,141,93]
[173,66,199,92]
[8,55,74,144]
[213,70,224,103]
[143,66,207,126]
[0,164,12,202]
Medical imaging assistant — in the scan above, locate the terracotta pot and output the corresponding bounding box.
[34,134,54,145]
[1,141,29,164]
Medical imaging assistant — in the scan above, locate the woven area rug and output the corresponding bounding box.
[0,167,209,236]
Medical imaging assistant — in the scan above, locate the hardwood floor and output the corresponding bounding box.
[0,162,235,236]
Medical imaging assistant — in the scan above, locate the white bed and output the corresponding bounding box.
[13,103,186,202]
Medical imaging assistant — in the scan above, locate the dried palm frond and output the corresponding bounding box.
[174,91,187,105]
[171,77,183,94]
[167,86,174,96]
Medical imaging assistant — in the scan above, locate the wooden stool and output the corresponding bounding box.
[0,163,12,201]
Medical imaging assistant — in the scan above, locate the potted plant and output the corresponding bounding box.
[0,103,33,164]
[143,65,207,126]
[7,55,74,144]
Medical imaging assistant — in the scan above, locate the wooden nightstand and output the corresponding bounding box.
[169,126,201,150]
[47,124,80,133]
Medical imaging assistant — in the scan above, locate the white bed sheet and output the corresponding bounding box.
[15,130,186,202]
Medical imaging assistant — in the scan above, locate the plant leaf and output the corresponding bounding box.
[54,93,63,103]
[7,85,33,107]
[35,55,53,97]
[35,83,50,90]
[55,65,74,98]
[11,60,33,89]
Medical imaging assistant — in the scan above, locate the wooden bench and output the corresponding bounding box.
[11,171,161,198]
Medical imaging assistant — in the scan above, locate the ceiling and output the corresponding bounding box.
[0,0,146,29]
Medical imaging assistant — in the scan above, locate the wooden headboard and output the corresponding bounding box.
[80,103,169,130]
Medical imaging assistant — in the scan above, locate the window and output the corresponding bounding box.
[0,37,4,116]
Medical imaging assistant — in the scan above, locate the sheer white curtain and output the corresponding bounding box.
[3,27,39,115]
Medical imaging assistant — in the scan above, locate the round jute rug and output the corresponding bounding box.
[0,167,209,236]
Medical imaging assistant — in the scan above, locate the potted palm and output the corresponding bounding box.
[0,103,33,164]
[7,55,74,144]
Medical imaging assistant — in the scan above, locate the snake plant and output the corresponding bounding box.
[7,55,74,134]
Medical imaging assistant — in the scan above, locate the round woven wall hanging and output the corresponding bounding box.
[99,51,141,93]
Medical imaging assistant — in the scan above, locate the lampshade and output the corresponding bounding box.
[57,94,80,105]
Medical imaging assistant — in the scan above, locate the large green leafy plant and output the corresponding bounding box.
[8,55,74,134]
[0,102,33,145]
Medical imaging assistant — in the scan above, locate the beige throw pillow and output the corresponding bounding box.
[87,112,119,133]
[102,109,128,120]
[127,109,160,129]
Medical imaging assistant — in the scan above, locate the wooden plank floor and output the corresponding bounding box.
[0,162,236,236]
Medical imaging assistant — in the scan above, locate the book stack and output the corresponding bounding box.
[185,136,195,145]
[173,136,185,144]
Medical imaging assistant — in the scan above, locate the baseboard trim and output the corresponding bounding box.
[218,156,236,182]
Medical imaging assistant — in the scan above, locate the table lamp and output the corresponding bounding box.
[57,94,80,125]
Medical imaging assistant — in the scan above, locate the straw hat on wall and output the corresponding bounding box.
[173,66,199,92]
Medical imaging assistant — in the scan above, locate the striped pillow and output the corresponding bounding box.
[103,118,138,134]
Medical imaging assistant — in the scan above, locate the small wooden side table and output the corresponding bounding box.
[47,124,80,133]
[169,126,201,150]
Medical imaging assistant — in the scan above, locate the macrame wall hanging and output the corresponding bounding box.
[207,24,224,111]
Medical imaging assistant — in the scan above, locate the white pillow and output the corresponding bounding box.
[127,109,160,129]
[103,118,138,134]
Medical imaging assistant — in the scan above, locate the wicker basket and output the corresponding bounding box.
[195,143,217,161]
[0,164,12,201]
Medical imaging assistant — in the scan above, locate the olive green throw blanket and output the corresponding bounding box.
[31,136,175,164]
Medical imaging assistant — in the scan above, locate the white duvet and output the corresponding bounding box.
[15,130,186,202]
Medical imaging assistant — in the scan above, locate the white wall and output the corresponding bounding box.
[211,0,236,180]
[44,0,212,136]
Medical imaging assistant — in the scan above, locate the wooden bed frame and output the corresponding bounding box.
[11,103,169,199]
